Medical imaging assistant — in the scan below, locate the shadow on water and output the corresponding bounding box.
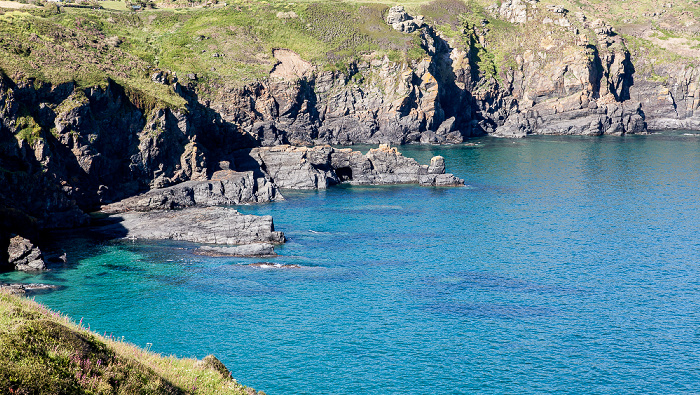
[417,271,578,295]
[427,302,556,319]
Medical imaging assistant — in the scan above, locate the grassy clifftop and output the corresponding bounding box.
[1,0,697,106]
[0,291,259,394]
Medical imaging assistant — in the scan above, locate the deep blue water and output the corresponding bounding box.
[3,133,700,394]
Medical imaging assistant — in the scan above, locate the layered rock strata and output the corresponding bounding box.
[101,170,279,213]
[95,207,285,245]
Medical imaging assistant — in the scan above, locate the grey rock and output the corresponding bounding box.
[194,243,276,257]
[428,156,446,174]
[386,6,408,24]
[101,170,280,213]
[0,283,59,296]
[236,144,464,189]
[7,236,46,272]
[386,5,420,33]
[97,207,285,245]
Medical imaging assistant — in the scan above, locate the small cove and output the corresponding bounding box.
[3,133,700,394]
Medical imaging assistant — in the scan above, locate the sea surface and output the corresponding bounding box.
[3,133,700,394]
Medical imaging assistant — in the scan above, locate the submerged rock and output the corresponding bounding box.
[247,262,302,269]
[7,236,46,272]
[0,283,60,296]
[194,243,276,257]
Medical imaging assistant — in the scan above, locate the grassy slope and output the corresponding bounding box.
[0,0,695,105]
[0,291,259,395]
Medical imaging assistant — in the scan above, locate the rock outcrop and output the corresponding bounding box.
[101,170,279,213]
[234,144,464,189]
[94,207,285,245]
[7,236,46,272]
[386,6,424,33]
[6,2,700,272]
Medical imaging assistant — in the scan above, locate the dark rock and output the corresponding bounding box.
[0,283,60,296]
[7,236,45,272]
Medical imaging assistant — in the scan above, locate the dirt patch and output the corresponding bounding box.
[0,1,37,8]
[641,29,700,58]
[269,49,314,81]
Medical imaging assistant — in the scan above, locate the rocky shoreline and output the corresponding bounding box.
[2,1,699,272]
[86,144,463,254]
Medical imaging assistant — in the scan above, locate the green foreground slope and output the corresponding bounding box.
[0,291,260,395]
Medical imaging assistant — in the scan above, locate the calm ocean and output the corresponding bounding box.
[3,133,700,394]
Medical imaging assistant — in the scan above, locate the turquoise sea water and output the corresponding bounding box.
[3,133,700,394]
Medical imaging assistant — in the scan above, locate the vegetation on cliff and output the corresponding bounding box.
[0,290,260,394]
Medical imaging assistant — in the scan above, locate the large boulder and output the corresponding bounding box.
[7,236,46,272]
[386,5,424,33]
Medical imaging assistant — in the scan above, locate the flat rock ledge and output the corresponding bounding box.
[194,243,277,257]
[94,207,285,245]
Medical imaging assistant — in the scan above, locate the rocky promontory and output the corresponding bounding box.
[5,236,46,272]
[94,144,461,249]
[94,207,285,245]
[235,144,464,189]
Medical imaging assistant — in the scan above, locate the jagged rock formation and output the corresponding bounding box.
[234,144,464,190]
[101,170,279,213]
[95,144,461,246]
[202,3,654,145]
[386,6,425,33]
[7,236,45,272]
[2,1,700,269]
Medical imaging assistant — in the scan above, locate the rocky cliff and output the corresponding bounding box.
[203,3,654,143]
[1,0,699,271]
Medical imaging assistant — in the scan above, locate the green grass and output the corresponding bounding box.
[0,0,696,110]
[101,1,130,11]
[0,290,261,394]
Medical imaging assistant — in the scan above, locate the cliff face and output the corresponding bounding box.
[202,13,650,144]
[1,0,699,270]
[201,2,700,143]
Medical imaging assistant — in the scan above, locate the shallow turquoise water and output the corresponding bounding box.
[4,133,700,394]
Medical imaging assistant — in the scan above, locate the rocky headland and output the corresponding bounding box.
[1,0,699,270]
